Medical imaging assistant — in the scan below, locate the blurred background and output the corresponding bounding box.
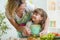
[0,0,60,40]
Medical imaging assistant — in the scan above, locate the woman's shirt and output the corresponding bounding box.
[14,1,35,25]
[14,11,32,26]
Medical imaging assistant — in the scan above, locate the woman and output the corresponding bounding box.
[5,0,49,38]
[6,0,35,38]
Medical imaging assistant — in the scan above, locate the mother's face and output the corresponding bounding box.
[16,3,26,14]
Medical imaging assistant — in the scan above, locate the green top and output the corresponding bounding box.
[15,12,31,24]
[30,24,41,35]
[26,21,42,36]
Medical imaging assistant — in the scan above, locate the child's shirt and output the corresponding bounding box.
[25,21,42,35]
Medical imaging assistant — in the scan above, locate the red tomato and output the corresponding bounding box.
[57,34,60,36]
[52,32,58,36]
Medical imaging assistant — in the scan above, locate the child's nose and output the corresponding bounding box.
[35,16,40,20]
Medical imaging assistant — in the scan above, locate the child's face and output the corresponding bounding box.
[32,13,43,24]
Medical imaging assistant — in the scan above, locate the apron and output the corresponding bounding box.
[14,10,32,38]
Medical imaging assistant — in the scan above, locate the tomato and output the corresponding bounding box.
[57,34,60,36]
[52,32,58,36]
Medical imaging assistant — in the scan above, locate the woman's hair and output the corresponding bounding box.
[6,0,25,17]
[33,8,48,30]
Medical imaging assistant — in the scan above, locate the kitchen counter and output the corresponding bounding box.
[6,36,60,40]
[54,36,60,40]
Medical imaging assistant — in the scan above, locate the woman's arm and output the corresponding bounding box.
[5,13,24,31]
[22,21,32,36]
[39,18,49,36]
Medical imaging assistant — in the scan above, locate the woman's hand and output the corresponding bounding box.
[39,31,44,36]
[22,27,31,36]
[39,18,49,36]
[22,28,31,36]
[39,30,47,36]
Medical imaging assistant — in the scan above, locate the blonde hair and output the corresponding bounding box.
[6,0,25,17]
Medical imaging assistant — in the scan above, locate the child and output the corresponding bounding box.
[24,8,48,36]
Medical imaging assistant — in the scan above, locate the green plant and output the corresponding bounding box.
[0,13,9,36]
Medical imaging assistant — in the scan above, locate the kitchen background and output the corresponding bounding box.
[0,0,60,40]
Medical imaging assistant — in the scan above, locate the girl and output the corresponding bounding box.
[25,8,48,36]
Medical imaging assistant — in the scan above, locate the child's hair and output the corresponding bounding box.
[33,8,47,30]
